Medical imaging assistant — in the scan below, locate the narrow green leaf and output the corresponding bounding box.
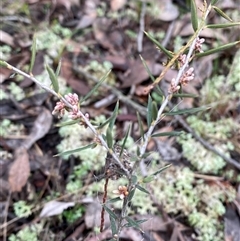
[80,69,111,103]
[139,54,155,82]
[107,197,122,203]
[0,60,8,67]
[125,216,140,229]
[144,31,173,58]
[110,216,117,235]
[29,35,37,74]
[196,41,240,57]
[190,0,198,31]
[103,204,118,220]
[147,95,153,127]
[152,131,183,138]
[212,6,233,22]
[120,124,132,157]
[124,217,147,228]
[126,188,135,202]
[137,112,145,141]
[96,117,112,129]
[152,101,158,121]
[211,0,219,4]
[109,101,119,131]
[55,59,62,76]
[46,64,59,93]
[152,164,172,176]
[131,175,138,185]
[206,22,240,29]
[142,175,155,183]
[55,119,79,127]
[173,93,198,98]
[54,143,96,157]
[136,184,150,194]
[106,126,113,149]
[165,106,210,115]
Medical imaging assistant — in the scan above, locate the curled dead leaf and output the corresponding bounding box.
[8,147,30,192]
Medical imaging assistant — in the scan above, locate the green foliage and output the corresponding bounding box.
[178,133,226,173]
[9,225,40,241]
[131,164,236,241]
[13,200,33,218]
[0,44,12,60]
[7,82,25,101]
[0,119,25,137]
[63,205,85,223]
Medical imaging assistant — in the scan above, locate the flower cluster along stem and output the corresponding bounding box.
[2,61,131,180]
[139,1,212,158]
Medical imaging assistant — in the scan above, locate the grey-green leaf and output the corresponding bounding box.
[46,64,59,93]
[165,106,210,115]
[152,131,183,137]
[196,41,240,57]
[147,95,153,127]
[80,69,111,103]
[103,204,118,220]
[144,31,173,58]
[212,6,233,22]
[190,0,198,31]
[54,143,96,157]
[206,22,240,29]
[137,112,145,141]
[29,35,37,74]
[136,184,150,194]
[106,126,113,149]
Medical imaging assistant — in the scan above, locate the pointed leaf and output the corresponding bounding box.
[54,143,96,157]
[139,54,155,82]
[147,95,153,127]
[144,31,173,58]
[136,184,150,194]
[152,131,183,137]
[173,93,198,98]
[190,0,198,31]
[107,197,122,203]
[152,101,158,121]
[152,164,172,176]
[212,6,233,22]
[131,175,138,185]
[106,126,113,149]
[29,35,36,74]
[109,101,119,131]
[126,188,135,202]
[206,22,240,29]
[165,106,210,115]
[137,112,145,141]
[142,175,155,183]
[55,59,62,76]
[211,0,219,4]
[196,41,240,57]
[110,216,117,235]
[46,64,59,93]
[103,204,118,220]
[120,124,132,157]
[124,217,144,232]
[80,69,111,103]
[55,119,79,127]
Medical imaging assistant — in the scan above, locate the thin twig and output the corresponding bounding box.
[172,111,240,170]
[3,62,131,179]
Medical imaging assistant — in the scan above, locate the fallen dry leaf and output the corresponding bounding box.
[8,147,30,192]
[0,30,15,47]
[40,200,75,217]
[22,108,53,149]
